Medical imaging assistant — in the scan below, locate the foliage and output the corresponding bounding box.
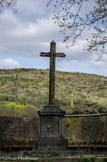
[0,101,39,117]
[0,68,107,116]
[48,0,107,58]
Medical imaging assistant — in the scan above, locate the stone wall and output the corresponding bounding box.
[0,114,107,147]
[63,114,107,146]
[0,116,40,147]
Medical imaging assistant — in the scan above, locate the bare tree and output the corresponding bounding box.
[47,0,107,59]
[0,0,17,13]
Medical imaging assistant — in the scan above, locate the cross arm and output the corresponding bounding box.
[40,52,66,57]
[55,53,66,57]
[40,52,50,57]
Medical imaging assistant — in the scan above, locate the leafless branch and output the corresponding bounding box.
[48,0,107,58]
[0,0,17,14]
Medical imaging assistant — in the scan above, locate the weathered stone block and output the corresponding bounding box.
[62,114,107,146]
[0,116,40,147]
[36,105,67,151]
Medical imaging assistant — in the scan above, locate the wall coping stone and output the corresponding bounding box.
[65,113,107,118]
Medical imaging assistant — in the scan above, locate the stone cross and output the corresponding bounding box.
[40,41,66,105]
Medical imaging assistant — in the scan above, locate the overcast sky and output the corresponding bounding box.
[0,0,107,76]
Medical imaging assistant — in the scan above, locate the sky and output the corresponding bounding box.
[0,0,107,76]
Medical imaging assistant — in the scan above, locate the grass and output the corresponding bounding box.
[0,68,107,117]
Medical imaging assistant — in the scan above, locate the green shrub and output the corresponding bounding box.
[0,101,39,117]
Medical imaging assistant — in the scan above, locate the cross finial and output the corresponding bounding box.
[51,40,56,43]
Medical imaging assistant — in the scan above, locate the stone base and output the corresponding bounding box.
[36,105,67,152]
[24,149,78,156]
[38,105,66,116]
[36,141,67,151]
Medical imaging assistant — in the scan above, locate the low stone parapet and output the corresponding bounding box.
[63,113,107,146]
[0,113,107,148]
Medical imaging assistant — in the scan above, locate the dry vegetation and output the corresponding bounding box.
[0,68,107,117]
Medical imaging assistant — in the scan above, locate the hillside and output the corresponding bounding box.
[0,68,107,117]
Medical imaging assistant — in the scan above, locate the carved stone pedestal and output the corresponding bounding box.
[36,105,67,151]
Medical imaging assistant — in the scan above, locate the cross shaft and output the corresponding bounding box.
[40,41,66,105]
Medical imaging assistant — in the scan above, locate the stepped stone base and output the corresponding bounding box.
[24,105,68,154]
[36,141,67,151]
[35,105,67,152]
[25,150,78,156]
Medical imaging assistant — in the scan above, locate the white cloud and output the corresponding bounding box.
[57,40,91,61]
[91,60,106,68]
[56,60,78,72]
[0,10,61,56]
[56,59,107,76]
[0,58,23,69]
[17,0,51,21]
